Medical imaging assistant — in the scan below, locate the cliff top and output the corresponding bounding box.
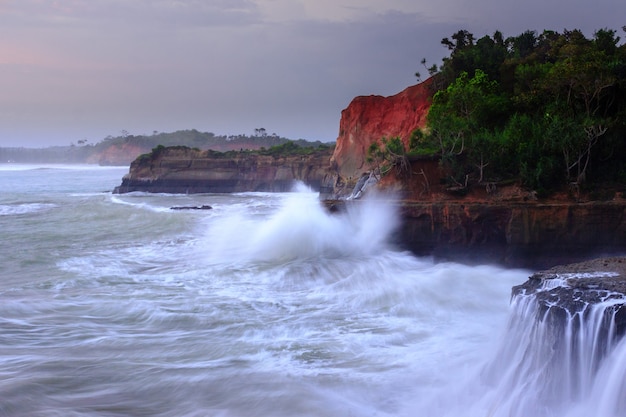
[539,258,626,293]
[517,257,626,300]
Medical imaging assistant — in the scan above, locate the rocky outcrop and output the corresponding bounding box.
[326,134,626,268]
[330,78,433,183]
[514,257,626,309]
[511,257,626,378]
[113,146,335,194]
[476,258,626,415]
[109,78,626,269]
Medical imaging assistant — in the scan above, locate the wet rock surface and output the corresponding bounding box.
[324,200,626,269]
[513,257,626,337]
[515,257,626,295]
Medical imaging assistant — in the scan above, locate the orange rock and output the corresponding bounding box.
[331,78,434,180]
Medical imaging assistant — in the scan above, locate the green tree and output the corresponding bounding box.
[421,26,626,194]
[426,69,509,184]
[367,136,410,178]
[540,34,618,184]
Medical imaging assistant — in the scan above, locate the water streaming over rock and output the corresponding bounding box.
[413,270,626,417]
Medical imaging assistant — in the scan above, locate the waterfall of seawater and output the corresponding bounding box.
[415,274,626,417]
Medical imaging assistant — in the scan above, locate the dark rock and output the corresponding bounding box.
[480,257,626,411]
[170,205,212,210]
[397,202,626,269]
[513,257,626,337]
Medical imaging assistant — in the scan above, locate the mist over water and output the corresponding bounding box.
[0,165,624,416]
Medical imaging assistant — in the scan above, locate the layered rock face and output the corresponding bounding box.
[330,78,433,182]
[111,77,626,269]
[324,77,625,267]
[398,201,626,268]
[114,146,334,194]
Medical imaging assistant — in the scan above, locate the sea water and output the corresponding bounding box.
[0,164,623,416]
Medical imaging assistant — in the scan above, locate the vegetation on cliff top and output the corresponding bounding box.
[138,141,334,163]
[98,129,329,152]
[409,27,626,196]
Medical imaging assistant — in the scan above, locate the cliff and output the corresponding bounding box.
[398,200,626,268]
[330,78,433,182]
[109,78,626,268]
[323,77,625,267]
[113,146,335,194]
[87,142,150,166]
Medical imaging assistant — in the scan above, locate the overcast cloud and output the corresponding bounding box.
[0,0,623,147]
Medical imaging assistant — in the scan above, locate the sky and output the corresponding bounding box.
[0,0,624,147]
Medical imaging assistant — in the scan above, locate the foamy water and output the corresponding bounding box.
[0,164,623,416]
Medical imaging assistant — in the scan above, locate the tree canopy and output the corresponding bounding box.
[415,27,626,195]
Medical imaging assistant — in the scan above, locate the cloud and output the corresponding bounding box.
[0,0,261,28]
[0,6,451,145]
[0,0,624,146]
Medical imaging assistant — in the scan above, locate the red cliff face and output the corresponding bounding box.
[331,78,434,180]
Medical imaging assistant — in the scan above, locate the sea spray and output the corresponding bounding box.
[202,185,400,264]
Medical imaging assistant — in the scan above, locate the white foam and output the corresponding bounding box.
[535,272,621,291]
[0,203,56,216]
[202,189,400,264]
[109,195,172,213]
[557,272,621,279]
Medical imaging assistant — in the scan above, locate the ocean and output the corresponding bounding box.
[0,164,624,416]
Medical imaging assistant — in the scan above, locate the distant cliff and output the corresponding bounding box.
[114,145,335,194]
[0,130,329,166]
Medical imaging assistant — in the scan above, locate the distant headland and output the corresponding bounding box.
[0,130,331,166]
